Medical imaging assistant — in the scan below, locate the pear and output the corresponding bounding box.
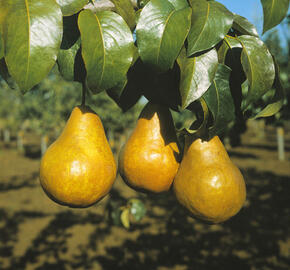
[40,105,116,208]
[119,102,180,193]
[173,136,246,223]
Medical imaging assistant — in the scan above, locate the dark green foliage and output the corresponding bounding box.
[0,0,289,138]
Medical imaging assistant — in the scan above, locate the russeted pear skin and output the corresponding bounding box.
[40,106,116,208]
[173,136,246,223]
[119,103,180,193]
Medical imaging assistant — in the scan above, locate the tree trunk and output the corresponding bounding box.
[17,131,24,153]
[3,129,10,144]
[277,127,285,161]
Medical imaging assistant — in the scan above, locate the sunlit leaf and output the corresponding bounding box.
[167,0,189,10]
[56,0,88,16]
[253,59,285,119]
[0,2,9,27]
[187,0,233,56]
[0,32,3,58]
[136,0,192,72]
[1,0,62,92]
[137,0,150,9]
[78,9,134,93]
[261,0,290,34]
[254,84,284,119]
[203,64,235,137]
[217,36,242,64]
[238,35,275,109]
[232,14,259,37]
[110,0,136,30]
[177,47,218,109]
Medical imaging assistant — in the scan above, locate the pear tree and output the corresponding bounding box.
[0,0,289,226]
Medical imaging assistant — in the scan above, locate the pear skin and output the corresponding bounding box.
[40,106,116,208]
[173,136,246,223]
[119,102,180,193]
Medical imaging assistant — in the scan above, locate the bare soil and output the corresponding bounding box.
[0,123,289,270]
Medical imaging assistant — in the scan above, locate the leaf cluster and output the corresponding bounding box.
[0,0,289,138]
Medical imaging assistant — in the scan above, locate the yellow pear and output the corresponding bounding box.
[173,136,246,223]
[119,102,180,193]
[40,105,116,208]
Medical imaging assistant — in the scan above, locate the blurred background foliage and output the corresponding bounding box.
[0,65,143,147]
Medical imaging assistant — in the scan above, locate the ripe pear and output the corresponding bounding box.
[40,105,116,208]
[173,136,246,223]
[119,102,180,193]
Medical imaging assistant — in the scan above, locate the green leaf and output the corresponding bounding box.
[217,37,246,114]
[120,208,130,229]
[1,0,63,93]
[167,0,189,10]
[0,58,19,90]
[129,198,146,222]
[137,0,150,9]
[232,14,259,37]
[238,35,275,109]
[179,99,209,136]
[253,59,285,119]
[57,39,86,82]
[187,0,233,56]
[177,47,218,109]
[136,0,192,72]
[56,0,88,16]
[57,14,85,82]
[217,36,242,64]
[253,83,284,119]
[107,59,143,112]
[78,10,134,93]
[203,64,235,137]
[0,3,9,27]
[0,32,3,58]
[110,0,136,30]
[261,0,290,34]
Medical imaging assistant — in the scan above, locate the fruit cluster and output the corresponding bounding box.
[40,102,246,224]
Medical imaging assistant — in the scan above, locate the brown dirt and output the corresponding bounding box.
[0,123,290,270]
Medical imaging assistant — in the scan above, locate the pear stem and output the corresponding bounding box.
[81,82,86,106]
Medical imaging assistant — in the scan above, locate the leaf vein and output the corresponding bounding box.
[93,13,105,86]
[192,2,210,51]
[156,9,175,66]
[24,0,30,89]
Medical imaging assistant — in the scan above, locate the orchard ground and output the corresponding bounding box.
[0,121,289,270]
